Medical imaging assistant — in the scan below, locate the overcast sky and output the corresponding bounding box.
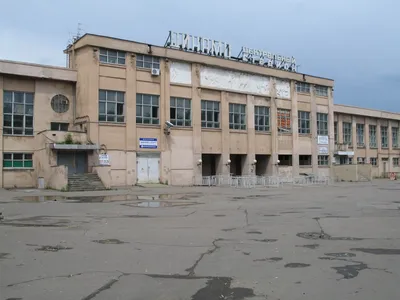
[0,0,398,111]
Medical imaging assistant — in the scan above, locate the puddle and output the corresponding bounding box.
[350,248,400,255]
[332,262,368,279]
[92,239,127,244]
[280,211,303,214]
[15,193,202,203]
[306,207,323,209]
[296,232,364,241]
[34,245,73,252]
[0,253,10,259]
[246,231,262,235]
[325,252,356,258]
[263,214,279,217]
[250,239,278,243]
[221,228,236,232]
[323,216,350,219]
[254,257,282,262]
[336,196,347,198]
[296,244,319,249]
[191,277,255,300]
[0,216,70,228]
[214,214,225,217]
[242,252,250,256]
[284,263,311,268]
[127,201,201,208]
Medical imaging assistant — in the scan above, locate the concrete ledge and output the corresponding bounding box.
[49,143,99,150]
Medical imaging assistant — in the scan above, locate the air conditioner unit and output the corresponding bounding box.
[151,68,160,76]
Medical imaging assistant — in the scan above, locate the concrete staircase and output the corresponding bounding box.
[68,173,106,191]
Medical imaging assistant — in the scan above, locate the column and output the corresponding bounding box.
[267,78,278,175]
[352,116,357,163]
[162,60,171,184]
[310,85,318,173]
[364,117,370,158]
[245,94,256,175]
[338,114,343,144]
[388,123,393,173]
[291,81,299,176]
[192,63,202,182]
[125,53,137,185]
[328,87,335,170]
[217,91,230,175]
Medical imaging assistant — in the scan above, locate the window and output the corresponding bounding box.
[299,155,312,166]
[136,94,159,125]
[229,103,246,130]
[277,109,291,133]
[3,153,33,168]
[343,122,352,145]
[393,157,399,167]
[51,122,69,131]
[381,126,388,148]
[170,97,191,127]
[3,91,34,135]
[334,122,338,143]
[201,100,220,128]
[296,82,310,94]
[370,157,377,166]
[318,155,329,166]
[298,111,310,134]
[278,155,292,166]
[99,48,126,65]
[356,124,365,147]
[357,157,366,164]
[99,90,124,123]
[317,113,328,135]
[315,85,328,97]
[51,94,69,113]
[136,54,160,70]
[254,106,270,132]
[392,127,399,148]
[369,125,377,148]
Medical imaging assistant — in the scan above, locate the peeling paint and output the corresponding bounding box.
[170,61,192,85]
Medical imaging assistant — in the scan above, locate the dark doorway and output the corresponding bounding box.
[230,154,246,176]
[255,155,270,176]
[202,154,221,176]
[57,152,87,175]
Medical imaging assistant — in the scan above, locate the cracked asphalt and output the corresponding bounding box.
[1,180,400,299]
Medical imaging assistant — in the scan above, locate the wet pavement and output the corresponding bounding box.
[1,181,400,299]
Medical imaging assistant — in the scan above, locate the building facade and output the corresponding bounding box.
[0,33,397,189]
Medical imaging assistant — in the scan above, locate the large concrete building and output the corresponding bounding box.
[0,32,398,189]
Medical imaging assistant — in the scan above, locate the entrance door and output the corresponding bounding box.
[137,154,160,183]
[57,152,87,175]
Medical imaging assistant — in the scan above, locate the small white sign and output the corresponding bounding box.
[318,135,329,145]
[319,146,329,155]
[99,154,110,166]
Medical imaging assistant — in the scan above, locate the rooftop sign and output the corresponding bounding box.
[239,47,297,72]
[165,31,231,59]
[164,31,297,72]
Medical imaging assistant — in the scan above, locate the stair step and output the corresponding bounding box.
[67,173,106,191]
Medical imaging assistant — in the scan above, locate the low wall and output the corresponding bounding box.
[93,166,112,189]
[332,164,372,182]
[47,165,68,190]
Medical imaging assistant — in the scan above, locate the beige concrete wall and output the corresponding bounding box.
[47,165,68,190]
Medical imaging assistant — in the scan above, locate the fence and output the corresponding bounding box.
[198,174,332,188]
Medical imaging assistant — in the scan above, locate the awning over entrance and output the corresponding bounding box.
[49,143,99,151]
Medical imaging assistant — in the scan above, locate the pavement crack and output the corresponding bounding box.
[81,273,125,300]
[185,238,222,276]
[184,210,197,217]
[244,209,249,227]
[6,271,125,288]
[314,217,331,239]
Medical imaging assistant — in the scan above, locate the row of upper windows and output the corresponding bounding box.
[98,90,329,134]
[296,82,328,97]
[334,122,400,149]
[98,48,330,95]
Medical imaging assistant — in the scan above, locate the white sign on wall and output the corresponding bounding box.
[99,154,110,166]
[139,138,158,149]
[317,135,329,145]
[319,147,329,155]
